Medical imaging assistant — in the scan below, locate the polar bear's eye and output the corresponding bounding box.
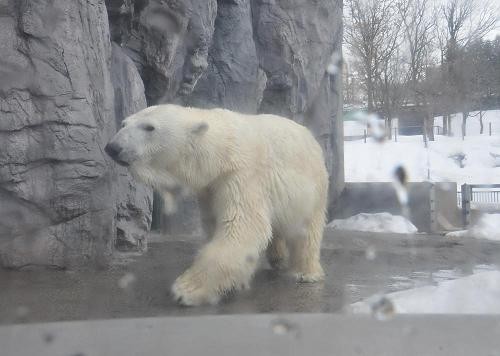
[143,124,155,132]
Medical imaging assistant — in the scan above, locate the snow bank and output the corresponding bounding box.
[328,212,418,234]
[344,120,367,137]
[437,110,500,138]
[446,214,500,241]
[350,271,500,314]
[345,134,500,185]
[344,110,500,186]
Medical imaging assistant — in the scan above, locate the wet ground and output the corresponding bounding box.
[1,229,500,325]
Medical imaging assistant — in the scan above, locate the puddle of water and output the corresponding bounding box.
[388,276,414,290]
[350,264,500,315]
[389,264,500,292]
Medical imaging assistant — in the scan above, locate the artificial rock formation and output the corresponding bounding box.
[111,43,153,252]
[0,0,151,268]
[0,0,343,268]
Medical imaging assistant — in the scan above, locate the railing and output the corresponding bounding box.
[457,190,500,207]
[459,184,500,226]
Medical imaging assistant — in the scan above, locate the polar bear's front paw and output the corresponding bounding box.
[293,271,325,283]
[292,266,325,283]
[171,272,220,306]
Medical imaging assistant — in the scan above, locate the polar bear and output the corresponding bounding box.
[105,104,328,306]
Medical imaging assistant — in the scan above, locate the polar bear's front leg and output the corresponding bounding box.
[266,235,289,270]
[172,199,272,306]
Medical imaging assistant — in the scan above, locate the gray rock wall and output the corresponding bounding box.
[0,0,343,268]
[106,0,218,104]
[0,0,152,268]
[111,44,153,252]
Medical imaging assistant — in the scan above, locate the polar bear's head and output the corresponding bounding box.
[105,105,208,169]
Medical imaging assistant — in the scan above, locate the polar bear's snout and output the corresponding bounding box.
[104,142,121,160]
[105,123,149,166]
[104,141,130,167]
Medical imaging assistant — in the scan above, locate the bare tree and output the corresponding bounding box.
[433,9,453,135]
[396,0,435,140]
[397,0,434,91]
[375,49,406,139]
[343,61,356,106]
[436,0,499,138]
[344,0,400,112]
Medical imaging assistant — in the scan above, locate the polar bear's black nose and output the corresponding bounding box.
[105,142,122,160]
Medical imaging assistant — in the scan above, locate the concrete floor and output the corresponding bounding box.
[1,229,500,325]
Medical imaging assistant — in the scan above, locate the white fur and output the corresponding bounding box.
[110,105,329,306]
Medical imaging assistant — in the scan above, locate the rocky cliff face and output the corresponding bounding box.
[0,0,151,268]
[0,0,342,268]
[110,44,153,252]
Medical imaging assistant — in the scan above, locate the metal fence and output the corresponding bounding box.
[457,190,500,207]
[459,184,500,226]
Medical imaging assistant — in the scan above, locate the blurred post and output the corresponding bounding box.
[394,127,398,142]
[461,184,471,228]
[364,129,367,143]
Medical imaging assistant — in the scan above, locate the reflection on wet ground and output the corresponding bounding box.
[389,263,498,290]
[1,229,500,324]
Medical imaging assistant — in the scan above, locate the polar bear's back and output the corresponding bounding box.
[208,109,328,221]
[207,108,327,179]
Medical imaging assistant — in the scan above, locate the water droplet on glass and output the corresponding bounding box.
[370,295,395,321]
[449,152,466,168]
[16,306,29,319]
[440,181,454,191]
[118,273,136,289]
[271,318,300,338]
[392,165,410,218]
[402,325,415,336]
[393,165,407,186]
[326,52,342,76]
[365,245,377,260]
[43,332,54,344]
[367,114,386,143]
[327,63,339,75]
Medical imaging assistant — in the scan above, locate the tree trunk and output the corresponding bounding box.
[386,117,393,139]
[479,111,484,134]
[427,115,435,141]
[367,88,374,111]
[442,114,448,135]
[423,117,428,148]
[461,112,468,139]
[367,74,374,111]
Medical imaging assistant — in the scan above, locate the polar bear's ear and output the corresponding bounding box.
[191,121,209,136]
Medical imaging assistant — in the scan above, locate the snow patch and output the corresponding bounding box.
[350,271,500,314]
[328,212,418,234]
[344,110,500,185]
[446,214,500,241]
